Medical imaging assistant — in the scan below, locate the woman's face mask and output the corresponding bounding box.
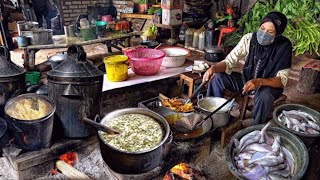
[257,29,275,46]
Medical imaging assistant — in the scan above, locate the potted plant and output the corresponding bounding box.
[138,0,148,13]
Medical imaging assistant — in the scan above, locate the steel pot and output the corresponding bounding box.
[4,93,55,151]
[0,46,26,117]
[197,95,233,128]
[226,125,309,180]
[17,21,39,35]
[47,45,104,138]
[30,28,53,45]
[98,108,172,174]
[204,46,225,62]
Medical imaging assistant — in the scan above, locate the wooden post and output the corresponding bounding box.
[297,61,320,94]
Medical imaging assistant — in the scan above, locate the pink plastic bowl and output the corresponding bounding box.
[126,48,165,76]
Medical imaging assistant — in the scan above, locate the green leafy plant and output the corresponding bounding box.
[223,0,320,56]
[138,0,147,4]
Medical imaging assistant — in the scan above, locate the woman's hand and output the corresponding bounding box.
[242,78,262,94]
[203,66,216,82]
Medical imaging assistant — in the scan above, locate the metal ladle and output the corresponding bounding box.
[83,117,120,135]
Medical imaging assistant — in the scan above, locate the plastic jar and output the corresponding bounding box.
[104,55,128,82]
[193,31,199,48]
[198,31,205,50]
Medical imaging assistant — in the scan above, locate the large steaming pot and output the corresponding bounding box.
[98,108,172,174]
[0,46,26,117]
[47,45,104,138]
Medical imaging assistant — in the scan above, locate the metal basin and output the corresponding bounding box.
[197,96,233,128]
[273,104,320,138]
[225,125,309,180]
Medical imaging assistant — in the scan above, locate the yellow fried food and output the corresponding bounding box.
[161,98,194,112]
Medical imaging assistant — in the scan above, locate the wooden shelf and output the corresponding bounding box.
[120,13,153,20]
[154,23,181,30]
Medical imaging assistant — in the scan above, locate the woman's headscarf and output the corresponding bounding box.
[242,12,292,84]
[260,12,288,35]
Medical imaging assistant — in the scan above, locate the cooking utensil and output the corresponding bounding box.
[98,108,172,174]
[82,117,120,135]
[185,80,208,104]
[140,41,160,49]
[4,93,55,151]
[30,97,39,111]
[177,92,240,133]
[204,46,225,62]
[154,43,162,49]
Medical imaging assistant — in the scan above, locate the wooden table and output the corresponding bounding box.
[20,31,138,70]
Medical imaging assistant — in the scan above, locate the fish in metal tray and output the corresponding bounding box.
[278,110,320,134]
[234,122,295,179]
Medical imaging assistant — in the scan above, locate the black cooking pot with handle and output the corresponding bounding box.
[204,46,225,62]
[98,108,172,174]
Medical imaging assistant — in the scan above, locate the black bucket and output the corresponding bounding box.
[4,93,55,151]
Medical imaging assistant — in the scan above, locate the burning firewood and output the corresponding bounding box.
[56,160,91,180]
[52,152,90,179]
[163,163,193,180]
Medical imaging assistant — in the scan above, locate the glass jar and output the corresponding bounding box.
[193,31,199,48]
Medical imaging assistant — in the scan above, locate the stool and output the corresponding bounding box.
[217,27,236,47]
[179,72,203,98]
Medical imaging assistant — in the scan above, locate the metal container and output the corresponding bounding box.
[30,28,53,45]
[17,21,39,35]
[17,36,29,47]
[98,108,172,174]
[226,125,309,180]
[0,46,26,117]
[48,52,68,69]
[47,45,104,138]
[204,46,225,62]
[197,95,233,128]
[4,93,55,151]
[273,104,320,138]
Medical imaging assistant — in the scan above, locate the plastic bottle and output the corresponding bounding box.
[193,31,199,48]
[185,29,193,47]
[198,31,205,50]
[178,22,189,43]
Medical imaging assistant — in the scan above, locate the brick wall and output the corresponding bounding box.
[60,0,130,26]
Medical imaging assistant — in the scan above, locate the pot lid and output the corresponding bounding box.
[204,46,224,53]
[0,46,25,77]
[0,118,7,139]
[47,46,104,79]
[48,52,68,62]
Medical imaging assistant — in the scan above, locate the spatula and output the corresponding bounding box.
[30,97,39,111]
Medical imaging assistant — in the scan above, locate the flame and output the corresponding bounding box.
[164,163,192,180]
[59,152,77,166]
[51,152,77,175]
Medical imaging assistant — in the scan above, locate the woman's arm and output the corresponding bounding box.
[242,77,283,94]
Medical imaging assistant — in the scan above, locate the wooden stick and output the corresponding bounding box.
[56,160,91,180]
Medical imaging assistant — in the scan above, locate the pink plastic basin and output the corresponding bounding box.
[126,48,165,76]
